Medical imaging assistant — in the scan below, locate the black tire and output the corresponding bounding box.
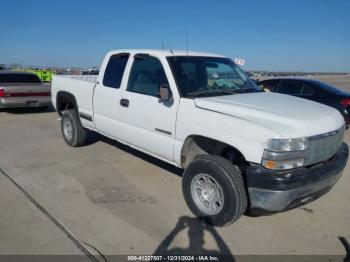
[61,109,87,147]
[182,155,247,226]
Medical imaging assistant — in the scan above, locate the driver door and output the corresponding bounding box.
[117,54,178,162]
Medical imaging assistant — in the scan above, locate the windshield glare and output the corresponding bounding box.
[167,56,261,98]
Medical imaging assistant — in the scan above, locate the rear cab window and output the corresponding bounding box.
[103,53,129,88]
[0,73,41,84]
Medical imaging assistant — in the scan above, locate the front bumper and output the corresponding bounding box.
[246,143,349,215]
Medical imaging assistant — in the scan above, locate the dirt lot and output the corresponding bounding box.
[0,75,350,260]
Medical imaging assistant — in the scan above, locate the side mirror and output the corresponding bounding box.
[159,84,171,101]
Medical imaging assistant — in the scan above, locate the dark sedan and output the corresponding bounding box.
[258,78,350,126]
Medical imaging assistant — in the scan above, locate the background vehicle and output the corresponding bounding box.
[15,69,54,82]
[28,69,54,82]
[258,78,350,126]
[0,71,51,109]
[51,50,348,226]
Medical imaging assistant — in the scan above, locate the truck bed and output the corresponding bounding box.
[59,75,98,83]
[51,75,96,120]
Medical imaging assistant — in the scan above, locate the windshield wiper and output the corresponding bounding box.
[187,89,239,98]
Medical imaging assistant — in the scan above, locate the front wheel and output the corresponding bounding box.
[182,155,247,226]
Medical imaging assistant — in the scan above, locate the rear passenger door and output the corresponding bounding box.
[93,53,129,137]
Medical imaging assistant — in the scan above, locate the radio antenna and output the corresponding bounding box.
[185,28,190,95]
[165,42,174,56]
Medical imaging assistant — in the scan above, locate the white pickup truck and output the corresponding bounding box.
[51,49,348,226]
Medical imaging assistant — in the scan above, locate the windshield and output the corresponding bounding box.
[167,56,262,98]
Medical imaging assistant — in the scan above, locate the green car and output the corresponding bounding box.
[14,69,54,82]
[26,69,54,82]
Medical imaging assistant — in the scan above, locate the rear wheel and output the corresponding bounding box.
[182,155,247,226]
[61,109,87,147]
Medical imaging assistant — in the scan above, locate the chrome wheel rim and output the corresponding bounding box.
[63,118,73,141]
[190,173,224,215]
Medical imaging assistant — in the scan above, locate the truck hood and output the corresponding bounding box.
[194,92,344,138]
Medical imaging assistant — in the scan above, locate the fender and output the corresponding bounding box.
[56,91,79,116]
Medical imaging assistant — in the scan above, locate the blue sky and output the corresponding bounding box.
[1,0,349,72]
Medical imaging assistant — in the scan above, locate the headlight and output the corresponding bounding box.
[266,137,308,152]
[262,137,308,170]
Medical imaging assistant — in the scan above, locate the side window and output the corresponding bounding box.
[277,81,303,95]
[127,55,169,97]
[103,54,129,88]
[301,84,313,96]
[258,80,277,91]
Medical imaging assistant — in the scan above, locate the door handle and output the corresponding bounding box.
[120,98,129,107]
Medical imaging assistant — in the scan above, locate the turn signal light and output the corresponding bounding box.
[263,160,276,169]
[262,158,305,170]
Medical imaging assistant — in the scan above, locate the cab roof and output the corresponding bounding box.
[106,49,226,58]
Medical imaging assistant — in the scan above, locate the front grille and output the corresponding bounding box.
[306,126,345,166]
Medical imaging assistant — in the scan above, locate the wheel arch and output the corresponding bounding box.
[56,91,79,116]
[180,135,248,169]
